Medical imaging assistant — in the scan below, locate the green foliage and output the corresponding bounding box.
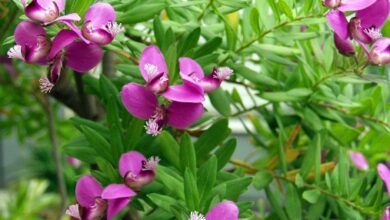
[1,0,390,219]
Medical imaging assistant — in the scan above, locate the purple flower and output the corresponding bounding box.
[378,163,390,196]
[80,3,123,45]
[382,206,390,220]
[66,175,136,220]
[179,57,233,93]
[39,29,103,93]
[121,46,205,136]
[7,21,51,64]
[323,0,376,11]
[348,151,369,171]
[119,151,160,191]
[21,0,80,24]
[326,0,389,46]
[369,37,390,65]
[189,201,239,220]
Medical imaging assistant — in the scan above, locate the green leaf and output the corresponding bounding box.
[62,137,97,163]
[118,2,167,24]
[265,187,288,220]
[125,118,145,150]
[278,0,294,20]
[106,99,124,162]
[253,171,273,190]
[99,75,119,103]
[147,193,180,213]
[195,119,230,159]
[67,0,95,17]
[177,27,201,56]
[153,16,165,49]
[193,37,222,58]
[249,7,261,34]
[184,169,200,210]
[80,126,114,164]
[156,131,181,169]
[338,148,350,196]
[197,156,218,202]
[256,44,300,56]
[165,44,178,82]
[261,88,312,102]
[231,64,278,86]
[96,158,120,183]
[180,133,197,174]
[208,88,231,116]
[156,166,185,199]
[224,20,237,50]
[285,184,302,220]
[224,177,252,200]
[215,138,236,170]
[302,189,321,204]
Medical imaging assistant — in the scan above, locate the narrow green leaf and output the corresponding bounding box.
[80,126,114,164]
[184,169,200,210]
[231,64,278,86]
[208,88,231,116]
[153,16,165,49]
[180,133,197,174]
[215,138,236,170]
[156,131,181,169]
[195,119,230,159]
[285,184,302,220]
[193,37,222,58]
[265,187,288,220]
[278,0,294,20]
[302,189,321,204]
[197,156,218,202]
[253,171,274,190]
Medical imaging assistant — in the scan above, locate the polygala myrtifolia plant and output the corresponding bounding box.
[1,0,390,219]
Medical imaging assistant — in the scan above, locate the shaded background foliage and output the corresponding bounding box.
[0,0,389,219]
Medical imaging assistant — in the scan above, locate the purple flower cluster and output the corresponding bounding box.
[324,0,390,65]
[66,151,159,220]
[120,45,233,135]
[7,0,123,93]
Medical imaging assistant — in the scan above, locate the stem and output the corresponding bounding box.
[74,72,98,120]
[197,0,214,21]
[102,51,116,78]
[42,97,67,219]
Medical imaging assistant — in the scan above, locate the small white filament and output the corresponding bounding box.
[143,156,160,171]
[214,67,233,81]
[39,77,54,93]
[104,21,125,36]
[7,45,25,61]
[189,211,206,220]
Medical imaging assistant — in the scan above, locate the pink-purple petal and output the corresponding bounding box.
[338,0,376,11]
[14,20,46,47]
[348,151,369,171]
[377,163,390,196]
[84,3,116,28]
[48,29,78,60]
[326,10,349,40]
[106,198,131,220]
[139,45,168,83]
[119,151,146,178]
[333,32,355,56]
[205,201,239,220]
[66,41,103,72]
[356,0,390,28]
[167,102,204,129]
[46,13,81,25]
[163,81,205,103]
[120,83,158,120]
[179,57,204,80]
[75,175,103,208]
[101,184,136,200]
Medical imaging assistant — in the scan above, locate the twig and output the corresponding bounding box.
[41,97,67,220]
[197,0,214,21]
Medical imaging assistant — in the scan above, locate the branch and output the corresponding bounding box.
[39,96,67,219]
